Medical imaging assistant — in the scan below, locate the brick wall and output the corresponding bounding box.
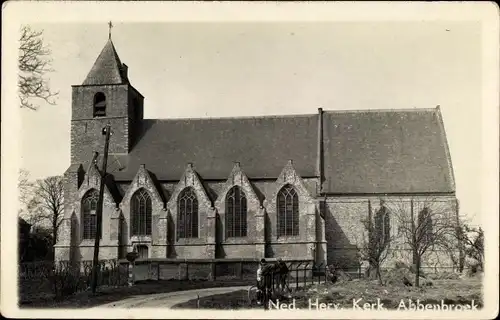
[70,84,143,163]
[58,156,458,272]
[55,163,119,262]
[118,164,167,258]
[165,164,216,259]
[324,195,459,270]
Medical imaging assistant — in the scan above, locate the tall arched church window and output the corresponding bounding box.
[277,184,299,237]
[177,188,198,239]
[82,189,100,239]
[418,207,433,243]
[93,92,106,117]
[225,186,247,238]
[375,206,391,246]
[131,189,152,236]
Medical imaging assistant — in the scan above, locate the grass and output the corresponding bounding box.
[172,277,483,310]
[19,279,254,309]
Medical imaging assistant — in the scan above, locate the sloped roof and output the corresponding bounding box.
[106,115,319,181]
[82,39,127,85]
[81,108,455,195]
[321,108,455,194]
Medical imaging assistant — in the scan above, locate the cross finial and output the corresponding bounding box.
[108,21,113,39]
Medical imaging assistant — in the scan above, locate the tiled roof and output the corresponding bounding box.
[107,115,319,181]
[321,108,455,194]
[84,108,454,195]
[82,39,127,85]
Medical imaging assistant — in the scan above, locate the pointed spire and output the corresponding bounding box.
[82,31,128,85]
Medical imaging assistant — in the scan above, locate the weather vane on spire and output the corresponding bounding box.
[108,21,113,39]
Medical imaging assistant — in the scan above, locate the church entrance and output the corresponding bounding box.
[136,245,149,259]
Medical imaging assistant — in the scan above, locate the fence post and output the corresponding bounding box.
[239,260,243,280]
[128,262,134,287]
[295,262,301,289]
[158,262,161,281]
[303,262,308,287]
[211,261,216,281]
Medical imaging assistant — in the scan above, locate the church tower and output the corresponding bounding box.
[70,36,144,164]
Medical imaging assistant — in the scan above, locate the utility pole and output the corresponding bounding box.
[91,123,112,295]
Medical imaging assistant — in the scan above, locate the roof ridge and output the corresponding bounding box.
[142,113,317,122]
[141,108,438,122]
[323,107,437,114]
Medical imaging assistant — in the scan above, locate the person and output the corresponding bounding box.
[276,258,289,292]
[256,258,266,305]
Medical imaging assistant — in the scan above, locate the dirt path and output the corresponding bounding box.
[95,285,252,308]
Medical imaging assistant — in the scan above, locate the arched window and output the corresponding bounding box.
[418,207,433,243]
[277,184,299,237]
[225,186,247,238]
[131,189,152,236]
[177,188,198,239]
[375,206,391,246]
[82,189,99,240]
[93,92,106,117]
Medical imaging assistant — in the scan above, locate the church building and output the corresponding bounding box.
[54,37,458,270]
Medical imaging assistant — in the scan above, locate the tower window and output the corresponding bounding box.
[93,92,106,117]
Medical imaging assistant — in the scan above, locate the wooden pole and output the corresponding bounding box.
[91,123,112,295]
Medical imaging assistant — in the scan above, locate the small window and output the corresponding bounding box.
[93,92,106,117]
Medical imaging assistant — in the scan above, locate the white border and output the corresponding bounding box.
[2,1,499,319]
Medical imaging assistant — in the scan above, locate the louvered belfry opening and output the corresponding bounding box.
[277,184,299,237]
[93,92,106,117]
[177,187,198,239]
[82,189,100,239]
[225,186,247,238]
[131,189,152,236]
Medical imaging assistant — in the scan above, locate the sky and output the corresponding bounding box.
[17,20,484,226]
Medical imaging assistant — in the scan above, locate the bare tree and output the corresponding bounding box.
[387,197,457,287]
[25,176,64,249]
[357,199,394,285]
[18,25,58,110]
[459,224,484,271]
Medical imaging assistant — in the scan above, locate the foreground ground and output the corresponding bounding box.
[19,279,253,308]
[19,274,483,310]
[173,277,483,310]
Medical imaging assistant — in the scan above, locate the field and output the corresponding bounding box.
[172,276,483,310]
